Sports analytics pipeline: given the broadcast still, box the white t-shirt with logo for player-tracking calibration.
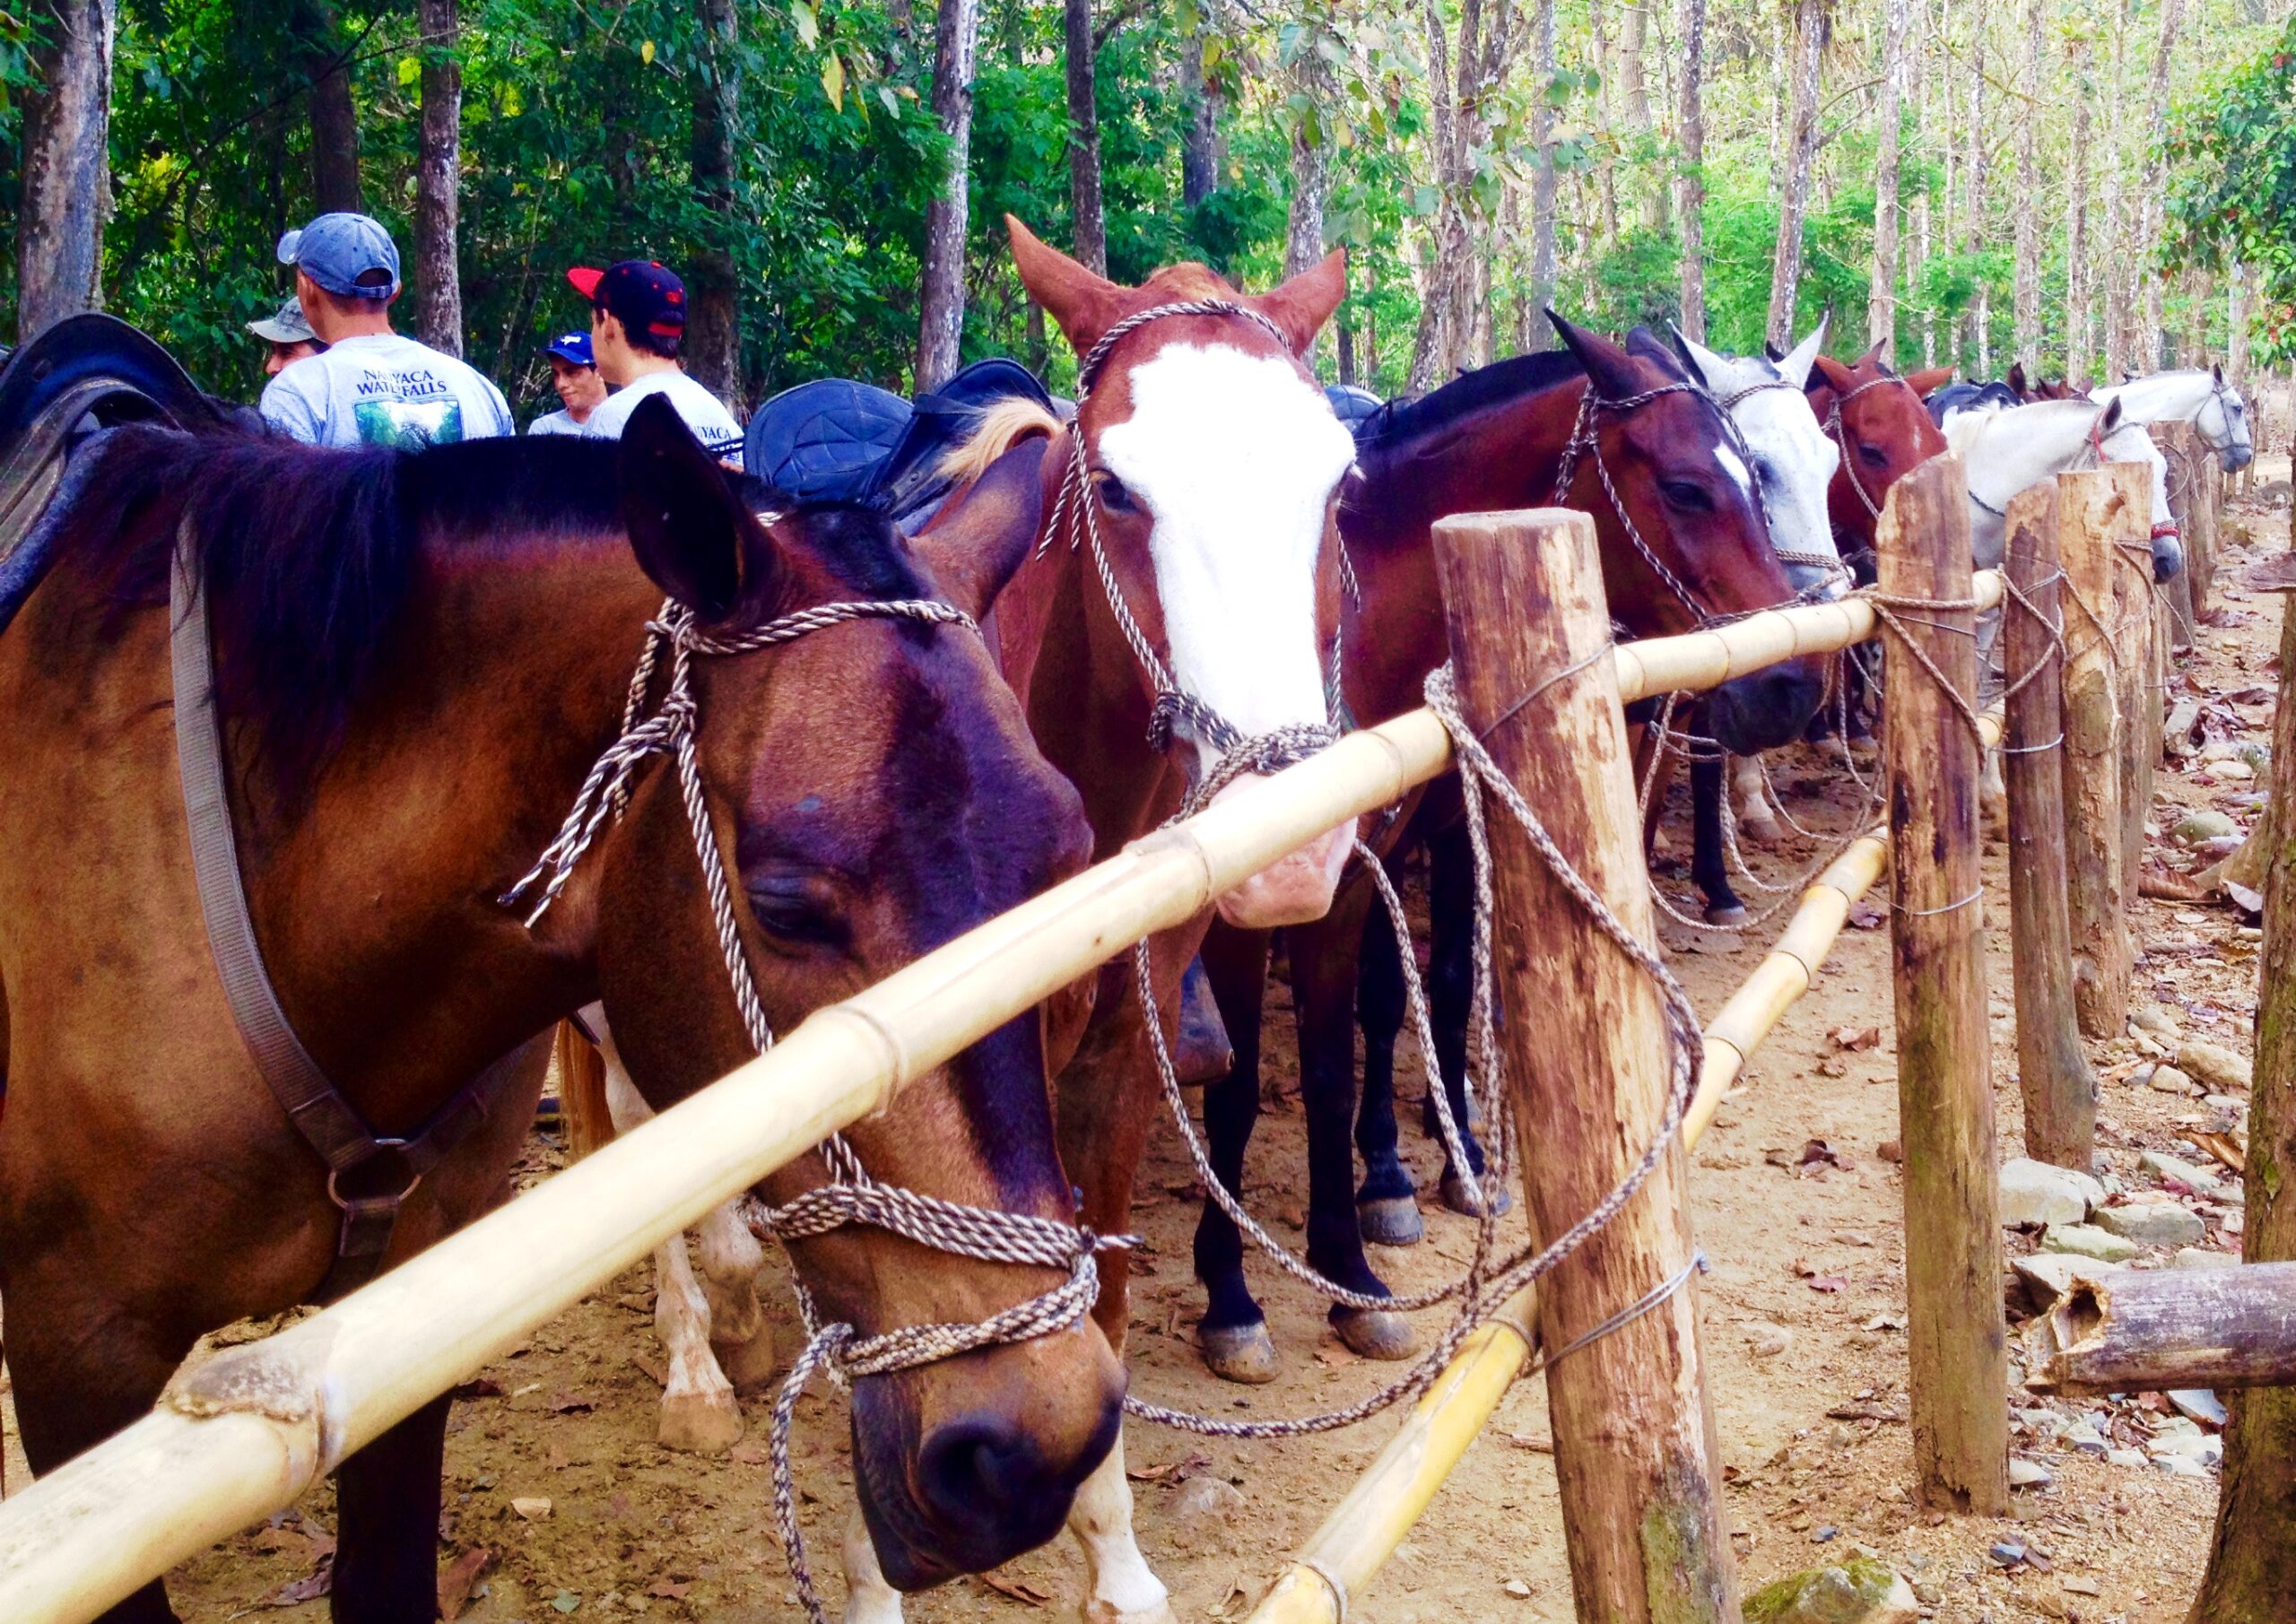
[526,407,587,437]
[584,369,744,466]
[261,334,515,449]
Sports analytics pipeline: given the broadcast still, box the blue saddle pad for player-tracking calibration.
[743,378,913,506]
[1324,383,1386,442]
[874,358,1057,525]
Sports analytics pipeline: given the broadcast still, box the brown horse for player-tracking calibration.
[1806,344,1952,567]
[1192,320,1830,1381]
[0,357,1117,1620]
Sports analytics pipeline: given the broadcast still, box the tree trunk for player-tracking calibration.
[2012,0,2041,373]
[2137,0,2187,372]
[299,3,364,214]
[1765,0,1825,352]
[1620,0,1664,231]
[1589,0,1620,241]
[685,0,742,405]
[2067,39,2094,386]
[1961,33,1986,368]
[2186,586,2296,1622]
[915,0,979,390]
[1531,0,1561,327]
[1179,5,1222,210]
[413,0,464,355]
[1284,25,1333,280]
[1868,0,1910,350]
[2100,1,2130,379]
[1675,0,1707,339]
[2231,258,2251,393]
[1065,0,1106,274]
[2029,1263,2296,1396]
[15,0,117,342]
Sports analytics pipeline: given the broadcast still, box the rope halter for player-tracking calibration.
[1041,299,1349,803]
[1714,373,1855,590]
[1820,372,1914,525]
[503,588,1126,1624]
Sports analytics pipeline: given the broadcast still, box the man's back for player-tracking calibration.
[585,370,743,465]
[262,334,515,448]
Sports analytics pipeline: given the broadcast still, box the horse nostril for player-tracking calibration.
[917,1417,1046,1527]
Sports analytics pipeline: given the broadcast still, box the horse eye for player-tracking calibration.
[1095,472,1138,515]
[1660,479,1713,512]
[744,879,847,948]
[1858,443,1890,469]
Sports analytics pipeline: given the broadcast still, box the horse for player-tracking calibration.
[1926,376,2025,426]
[1803,344,1954,573]
[0,324,1128,1621]
[2089,364,2255,473]
[1187,317,1828,1389]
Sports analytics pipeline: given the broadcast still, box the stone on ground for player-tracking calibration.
[2174,1246,2239,1269]
[2040,1223,2141,1264]
[2178,1040,2253,1092]
[2009,1457,2053,1488]
[2000,1158,2102,1227]
[2092,1199,2207,1246]
[2013,1252,2104,1303]
[2139,1150,2229,1199]
[2146,1064,2199,1096]
[2173,810,2239,845]
[1744,1558,1920,1624]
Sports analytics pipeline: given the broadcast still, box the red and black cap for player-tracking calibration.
[568,260,687,337]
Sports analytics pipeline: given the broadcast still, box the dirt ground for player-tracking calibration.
[7,460,2288,1624]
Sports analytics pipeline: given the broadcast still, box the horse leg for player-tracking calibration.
[331,1394,453,1624]
[842,1507,907,1624]
[1730,753,1786,846]
[1352,873,1422,1247]
[1422,823,1500,1219]
[1066,1435,1176,1624]
[1191,922,1279,1383]
[598,1035,744,1453]
[1689,751,1748,925]
[692,1198,776,1394]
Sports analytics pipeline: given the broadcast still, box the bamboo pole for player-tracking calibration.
[0,708,1455,1624]
[1879,452,2010,1515]
[2109,459,2157,924]
[2025,1263,2296,1396]
[2059,467,2131,1037]
[2002,483,2095,1168]
[1432,508,1735,1624]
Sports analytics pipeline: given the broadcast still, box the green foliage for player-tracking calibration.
[2167,16,2296,364]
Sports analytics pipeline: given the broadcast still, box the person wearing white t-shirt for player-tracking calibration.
[260,213,513,449]
[565,259,743,466]
[526,330,606,436]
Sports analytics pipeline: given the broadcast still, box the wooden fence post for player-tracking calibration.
[2189,447,2220,616]
[1431,508,1736,1624]
[1877,454,2010,1515]
[2002,484,2095,1168]
[2058,468,2131,1038]
[2109,459,2157,912]
[2155,422,2202,649]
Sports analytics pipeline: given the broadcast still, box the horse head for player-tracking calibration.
[2204,364,2256,473]
[1806,345,1949,558]
[1008,217,1358,930]
[589,401,1115,1588]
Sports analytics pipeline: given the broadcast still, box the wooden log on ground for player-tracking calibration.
[2025,1263,2296,1396]
[2058,467,2131,1038]
[1878,453,2010,1515]
[2156,422,2202,649]
[2003,484,2096,1168]
[2187,547,2296,1621]
[1433,508,1735,1624]
[2108,459,2157,930]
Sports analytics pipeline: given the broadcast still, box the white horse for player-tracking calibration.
[2090,365,2255,473]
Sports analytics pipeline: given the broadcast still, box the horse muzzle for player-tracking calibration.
[1707,657,1829,756]
[2222,443,2255,473]
[1209,776,1353,928]
[2151,523,2186,584]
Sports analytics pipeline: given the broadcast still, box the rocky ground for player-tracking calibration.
[6,461,2288,1624]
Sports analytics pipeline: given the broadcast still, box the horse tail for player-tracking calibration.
[552,1020,616,1160]
[936,396,1064,489]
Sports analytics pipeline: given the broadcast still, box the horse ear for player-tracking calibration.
[1858,339,1890,371]
[1248,248,1347,356]
[2215,361,2227,386]
[2099,396,2124,435]
[909,437,1051,621]
[1812,353,1857,395]
[1008,215,1125,357]
[2007,361,2030,397]
[1778,317,1829,388]
[1905,366,1956,395]
[1547,310,1645,402]
[620,394,775,621]
[1666,323,1728,389]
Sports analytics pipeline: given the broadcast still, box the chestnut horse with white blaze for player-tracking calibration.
[0,326,1118,1623]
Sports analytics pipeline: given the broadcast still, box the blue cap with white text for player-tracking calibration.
[542,331,595,367]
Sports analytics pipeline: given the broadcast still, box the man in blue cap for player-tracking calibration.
[566,259,742,464]
[262,212,514,448]
[526,331,606,437]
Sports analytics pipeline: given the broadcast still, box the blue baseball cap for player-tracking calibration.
[277,213,401,300]
[542,331,595,367]
[569,260,687,338]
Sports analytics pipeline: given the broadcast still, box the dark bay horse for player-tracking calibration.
[0,364,1116,1619]
[1191,319,1829,1382]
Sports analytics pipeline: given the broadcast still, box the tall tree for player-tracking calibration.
[2012,0,2041,372]
[296,2,364,213]
[2100,0,2131,377]
[2066,38,2095,384]
[1284,10,1334,279]
[1869,0,1912,348]
[1962,26,1987,369]
[1531,0,1560,327]
[1674,0,1706,338]
[1408,0,1523,388]
[916,0,980,388]
[686,0,743,404]
[1620,0,1663,230]
[1179,4,1222,209]
[413,0,464,355]
[2136,0,2188,369]
[16,0,117,340]
[1065,0,1106,274]
[1766,0,1827,351]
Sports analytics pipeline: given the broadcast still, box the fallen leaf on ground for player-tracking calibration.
[266,1557,334,1608]
[1815,1056,1849,1079]
[438,1547,492,1622]
[1506,1432,1555,1454]
[1126,1451,1212,1484]
[1848,901,1885,930]
[547,1390,596,1414]
[980,1573,1055,1606]
[1830,1025,1882,1051]
[449,1376,504,1400]
[1806,1276,1848,1293]
[509,1497,552,1521]
[631,1354,668,1389]
[647,1581,691,1601]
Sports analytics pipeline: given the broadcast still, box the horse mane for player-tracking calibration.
[936,395,1064,488]
[1353,349,1586,456]
[65,424,631,809]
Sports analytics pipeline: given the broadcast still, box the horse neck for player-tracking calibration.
[2109,371,2207,425]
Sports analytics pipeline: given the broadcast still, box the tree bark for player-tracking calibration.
[1620,0,1664,230]
[1675,0,1707,340]
[1179,4,1222,210]
[685,0,743,406]
[2013,0,2042,373]
[2061,467,2131,1036]
[2067,39,2095,386]
[2101,0,2131,379]
[1284,19,1334,280]
[1765,0,1825,352]
[413,0,464,356]
[2187,584,2296,1621]
[2029,1264,2296,1396]
[2137,0,2188,372]
[1065,0,1107,274]
[915,0,979,390]
[1961,32,1987,368]
[1868,0,1910,350]
[15,0,117,342]
[1530,0,1560,326]
[299,3,364,214]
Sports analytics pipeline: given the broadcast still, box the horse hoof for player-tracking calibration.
[1199,1322,1282,1385]
[1440,1171,1511,1219]
[1740,818,1787,848]
[1703,903,1750,928]
[657,1385,744,1454]
[1082,1595,1180,1624]
[1332,1307,1420,1361]
[1357,1195,1425,1247]
[713,1324,781,1395]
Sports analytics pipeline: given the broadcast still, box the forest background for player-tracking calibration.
[3,0,2292,423]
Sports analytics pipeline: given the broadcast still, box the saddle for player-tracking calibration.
[743,358,1057,529]
[1325,383,1386,442]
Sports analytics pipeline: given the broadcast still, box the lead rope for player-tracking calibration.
[504,593,1131,1624]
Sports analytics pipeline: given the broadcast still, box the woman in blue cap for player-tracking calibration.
[526,331,606,436]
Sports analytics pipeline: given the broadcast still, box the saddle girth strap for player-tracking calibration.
[169,533,528,1303]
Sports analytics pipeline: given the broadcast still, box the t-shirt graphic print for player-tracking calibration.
[261,333,514,449]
